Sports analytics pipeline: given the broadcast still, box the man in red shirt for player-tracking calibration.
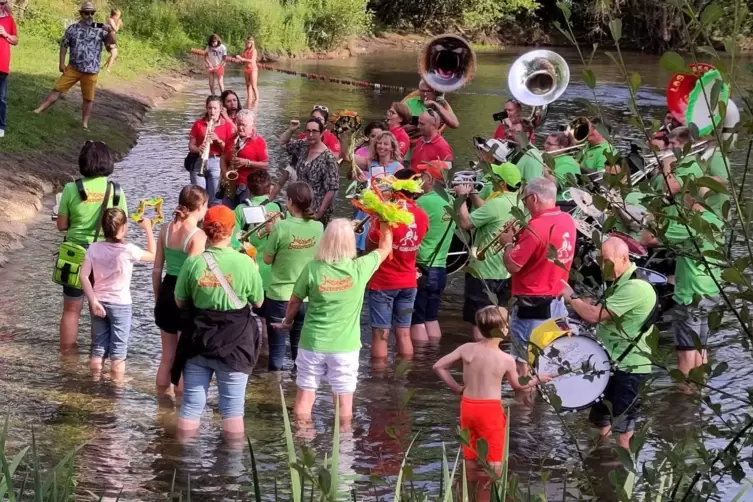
[220,109,269,208]
[0,0,18,138]
[367,170,429,362]
[410,110,453,171]
[293,105,341,160]
[499,176,575,375]
[188,95,234,206]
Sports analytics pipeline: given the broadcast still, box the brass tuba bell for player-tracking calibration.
[507,50,570,107]
[419,34,477,93]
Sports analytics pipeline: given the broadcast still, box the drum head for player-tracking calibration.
[446,232,471,275]
[569,188,604,221]
[635,267,667,286]
[535,335,611,411]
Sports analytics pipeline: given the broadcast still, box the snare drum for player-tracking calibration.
[535,334,612,411]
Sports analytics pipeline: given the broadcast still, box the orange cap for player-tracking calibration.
[416,160,449,181]
[204,205,236,232]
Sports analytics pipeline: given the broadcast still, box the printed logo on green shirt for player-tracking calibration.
[319,275,354,293]
[198,270,234,288]
[289,235,317,250]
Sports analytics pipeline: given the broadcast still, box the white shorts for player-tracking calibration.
[295,348,360,395]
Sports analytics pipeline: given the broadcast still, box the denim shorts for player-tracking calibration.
[91,302,132,360]
[462,274,511,324]
[180,355,249,420]
[509,298,568,362]
[412,266,447,325]
[673,297,719,351]
[368,288,417,329]
[295,348,360,394]
[589,370,650,433]
[265,297,307,371]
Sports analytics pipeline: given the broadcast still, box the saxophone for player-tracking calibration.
[198,118,216,177]
[223,136,241,199]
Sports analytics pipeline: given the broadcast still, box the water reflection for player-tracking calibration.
[0,49,751,500]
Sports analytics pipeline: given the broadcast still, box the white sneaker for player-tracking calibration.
[0,130,5,138]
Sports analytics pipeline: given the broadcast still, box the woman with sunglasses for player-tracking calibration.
[275,118,339,226]
[288,105,341,160]
[0,0,16,138]
[386,102,412,158]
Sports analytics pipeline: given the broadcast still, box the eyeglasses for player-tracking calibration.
[81,10,96,16]
[312,105,329,113]
[305,128,321,134]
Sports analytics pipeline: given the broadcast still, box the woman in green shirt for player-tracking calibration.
[273,218,392,428]
[152,185,208,396]
[56,141,128,348]
[173,205,264,442]
[263,182,323,371]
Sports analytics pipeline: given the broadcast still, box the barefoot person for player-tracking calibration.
[33,2,115,129]
[173,205,264,442]
[0,0,18,138]
[273,219,392,429]
[236,36,258,108]
[221,109,268,208]
[152,185,208,396]
[81,209,156,383]
[188,95,234,207]
[103,8,121,71]
[56,141,128,349]
[433,306,546,472]
[205,33,227,96]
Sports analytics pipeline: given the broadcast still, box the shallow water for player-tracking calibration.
[1,48,752,500]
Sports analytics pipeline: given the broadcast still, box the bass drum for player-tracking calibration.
[446,231,472,275]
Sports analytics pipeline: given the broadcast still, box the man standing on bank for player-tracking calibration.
[34,2,115,129]
[560,237,656,449]
[0,0,18,138]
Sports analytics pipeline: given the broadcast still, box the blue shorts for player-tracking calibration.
[180,355,249,420]
[509,298,568,362]
[412,266,447,325]
[91,302,132,360]
[589,370,650,433]
[369,288,417,329]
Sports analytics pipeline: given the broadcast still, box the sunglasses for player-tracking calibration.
[312,105,329,113]
[81,10,96,15]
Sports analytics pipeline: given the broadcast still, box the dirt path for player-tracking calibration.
[0,70,189,266]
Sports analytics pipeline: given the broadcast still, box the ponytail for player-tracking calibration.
[174,185,208,222]
[173,204,189,221]
[302,208,316,221]
[287,181,315,221]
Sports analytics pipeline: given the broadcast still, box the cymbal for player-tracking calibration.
[569,188,604,221]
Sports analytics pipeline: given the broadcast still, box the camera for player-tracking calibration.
[492,110,508,123]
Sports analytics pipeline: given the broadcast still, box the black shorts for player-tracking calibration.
[154,274,186,335]
[588,370,650,433]
[462,274,511,325]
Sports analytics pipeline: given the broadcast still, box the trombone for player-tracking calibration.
[547,143,586,157]
[475,220,519,261]
[238,211,284,243]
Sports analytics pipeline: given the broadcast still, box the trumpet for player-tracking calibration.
[476,220,519,261]
[198,118,216,177]
[449,170,486,195]
[238,211,284,242]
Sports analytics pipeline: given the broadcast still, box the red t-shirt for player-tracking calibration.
[390,126,410,157]
[190,118,234,156]
[367,201,429,290]
[297,130,341,157]
[507,209,576,297]
[224,134,269,185]
[493,122,535,143]
[0,15,17,74]
[410,134,453,170]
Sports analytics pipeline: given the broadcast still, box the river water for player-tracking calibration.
[1,48,752,501]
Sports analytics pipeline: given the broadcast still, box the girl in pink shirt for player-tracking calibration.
[81,208,156,382]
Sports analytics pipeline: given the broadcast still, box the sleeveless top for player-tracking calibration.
[164,221,201,277]
[367,160,402,180]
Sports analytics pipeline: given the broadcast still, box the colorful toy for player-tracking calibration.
[131,197,165,225]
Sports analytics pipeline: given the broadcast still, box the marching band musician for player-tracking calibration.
[412,161,456,343]
[581,117,618,173]
[454,163,523,341]
[404,79,460,130]
[543,132,581,201]
[656,127,705,199]
[508,118,545,183]
[220,109,269,209]
[492,99,534,144]
[499,177,575,377]
[367,169,429,362]
[559,237,656,449]
[386,102,413,158]
[474,138,514,205]
[409,110,454,171]
[188,95,234,207]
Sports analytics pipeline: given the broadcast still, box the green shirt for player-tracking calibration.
[516,147,545,182]
[404,95,427,117]
[469,192,520,280]
[175,247,264,311]
[664,211,723,305]
[704,150,730,218]
[58,177,128,245]
[232,196,282,289]
[417,192,456,267]
[552,155,581,201]
[675,159,703,184]
[596,263,656,374]
[265,217,323,301]
[582,142,616,172]
[293,252,381,353]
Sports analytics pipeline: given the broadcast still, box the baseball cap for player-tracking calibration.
[474,137,513,163]
[490,162,521,189]
[204,205,236,232]
[416,160,449,181]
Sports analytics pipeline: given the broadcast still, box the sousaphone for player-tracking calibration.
[508,50,570,127]
[419,34,477,93]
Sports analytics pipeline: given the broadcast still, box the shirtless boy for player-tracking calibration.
[433,306,546,471]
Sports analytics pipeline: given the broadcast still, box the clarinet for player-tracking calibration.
[198,118,216,178]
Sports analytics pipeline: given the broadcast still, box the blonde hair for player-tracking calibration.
[475,306,509,338]
[368,132,402,164]
[314,218,357,263]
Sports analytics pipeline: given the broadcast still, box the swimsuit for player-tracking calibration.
[459,397,507,462]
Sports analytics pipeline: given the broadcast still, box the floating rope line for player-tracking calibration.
[191,49,407,93]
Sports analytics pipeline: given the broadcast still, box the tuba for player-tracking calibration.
[419,34,477,93]
[508,50,570,109]
[567,116,591,144]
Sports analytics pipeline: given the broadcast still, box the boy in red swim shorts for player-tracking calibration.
[433,306,547,470]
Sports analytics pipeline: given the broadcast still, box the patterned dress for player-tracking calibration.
[286,140,339,222]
